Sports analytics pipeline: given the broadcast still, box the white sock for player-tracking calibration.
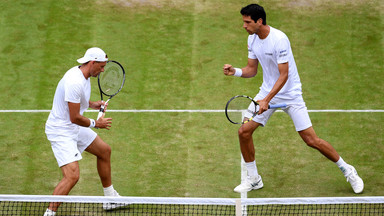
[103,185,115,196]
[335,157,350,176]
[245,161,258,177]
[44,209,56,216]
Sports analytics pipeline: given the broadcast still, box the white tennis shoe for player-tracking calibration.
[345,165,364,194]
[102,191,130,211]
[43,209,56,216]
[234,175,263,193]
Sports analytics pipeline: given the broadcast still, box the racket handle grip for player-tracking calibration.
[269,103,287,109]
[97,105,105,120]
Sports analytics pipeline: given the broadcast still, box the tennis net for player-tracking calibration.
[0,195,383,216]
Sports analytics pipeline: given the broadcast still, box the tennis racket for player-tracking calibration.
[225,95,287,124]
[97,60,125,120]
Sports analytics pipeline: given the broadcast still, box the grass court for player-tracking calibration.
[0,0,383,200]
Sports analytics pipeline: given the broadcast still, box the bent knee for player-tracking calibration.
[99,144,112,160]
[238,127,253,138]
[304,137,322,149]
[103,144,112,155]
[65,172,80,185]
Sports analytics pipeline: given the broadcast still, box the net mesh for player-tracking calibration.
[0,195,383,216]
[0,202,235,215]
[246,203,384,215]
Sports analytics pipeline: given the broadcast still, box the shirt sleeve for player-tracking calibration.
[65,81,82,104]
[247,35,257,59]
[275,37,290,64]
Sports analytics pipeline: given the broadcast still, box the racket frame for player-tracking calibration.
[97,60,125,120]
[225,95,287,124]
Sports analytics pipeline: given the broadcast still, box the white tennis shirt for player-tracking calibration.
[45,66,91,137]
[248,26,302,100]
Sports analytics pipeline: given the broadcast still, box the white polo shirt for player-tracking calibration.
[45,66,91,138]
[248,26,302,101]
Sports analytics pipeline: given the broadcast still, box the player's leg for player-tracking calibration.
[298,127,364,193]
[81,131,129,209]
[46,161,80,213]
[238,120,260,162]
[283,101,339,160]
[286,102,364,193]
[234,108,276,193]
[44,134,83,215]
[76,127,112,189]
[234,120,264,193]
[238,106,275,163]
[298,127,339,162]
[84,135,112,188]
[53,162,81,195]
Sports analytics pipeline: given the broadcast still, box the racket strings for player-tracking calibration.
[99,63,124,96]
[226,97,257,124]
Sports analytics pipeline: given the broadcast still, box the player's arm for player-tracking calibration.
[257,62,289,114]
[223,58,259,78]
[68,102,111,129]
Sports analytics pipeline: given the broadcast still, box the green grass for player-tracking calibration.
[0,112,382,198]
[0,0,382,200]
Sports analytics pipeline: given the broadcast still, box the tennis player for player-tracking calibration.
[223,4,364,194]
[44,48,124,216]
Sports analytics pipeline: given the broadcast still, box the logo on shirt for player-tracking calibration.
[265,52,273,56]
[279,50,288,58]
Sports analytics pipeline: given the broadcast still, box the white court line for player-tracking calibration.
[0,109,383,113]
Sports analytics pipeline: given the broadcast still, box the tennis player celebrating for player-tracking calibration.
[44,48,124,215]
[223,4,364,194]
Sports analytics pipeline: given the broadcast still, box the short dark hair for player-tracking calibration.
[240,4,266,25]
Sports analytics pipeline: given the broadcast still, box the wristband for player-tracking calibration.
[234,68,243,77]
[89,119,96,128]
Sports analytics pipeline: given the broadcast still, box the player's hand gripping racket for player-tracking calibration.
[225,95,287,124]
[97,60,125,120]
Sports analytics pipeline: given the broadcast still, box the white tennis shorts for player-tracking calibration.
[46,127,97,167]
[244,95,312,132]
